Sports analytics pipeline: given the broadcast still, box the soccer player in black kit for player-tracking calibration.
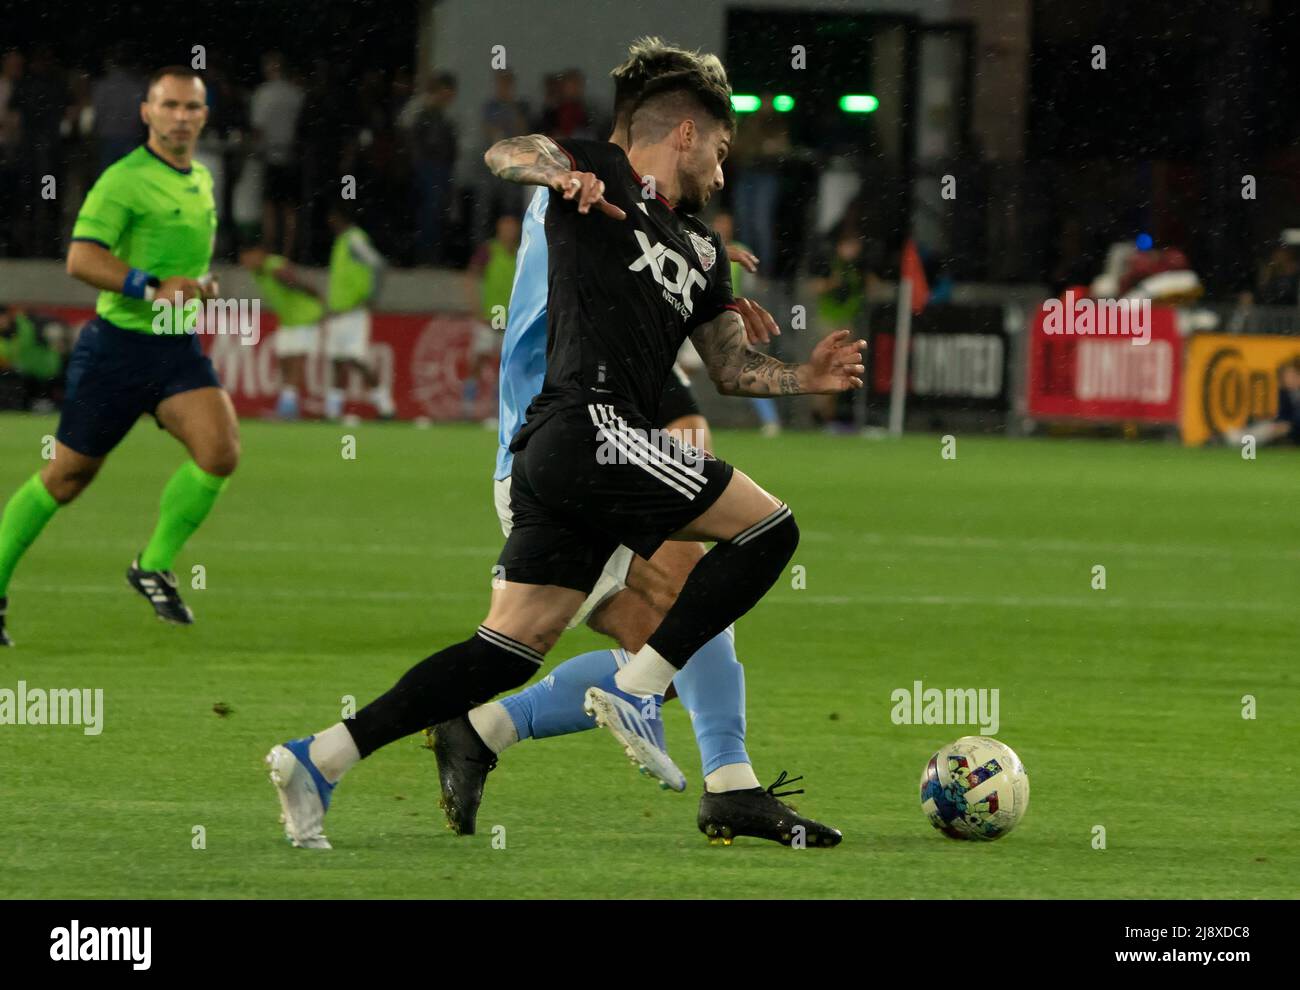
[266,69,866,848]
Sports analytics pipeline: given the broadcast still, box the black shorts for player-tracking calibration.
[264,162,300,205]
[655,366,701,427]
[56,317,221,457]
[498,401,734,592]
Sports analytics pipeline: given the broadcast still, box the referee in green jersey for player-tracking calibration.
[0,66,238,644]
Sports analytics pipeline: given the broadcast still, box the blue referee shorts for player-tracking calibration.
[56,317,221,457]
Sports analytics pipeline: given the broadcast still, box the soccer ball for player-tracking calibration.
[919,736,1029,840]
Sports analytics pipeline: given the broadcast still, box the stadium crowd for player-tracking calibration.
[0,46,890,284]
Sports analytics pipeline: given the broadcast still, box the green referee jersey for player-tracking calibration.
[253,255,323,327]
[70,145,217,333]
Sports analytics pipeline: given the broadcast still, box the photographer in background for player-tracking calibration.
[1223,357,1300,448]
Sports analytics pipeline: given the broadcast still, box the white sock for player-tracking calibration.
[467,702,518,755]
[369,385,394,417]
[614,644,678,697]
[308,722,360,784]
[705,762,761,793]
[324,387,345,420]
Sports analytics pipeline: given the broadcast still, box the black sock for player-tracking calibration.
[345,626,542,758]
[647,504,799,668]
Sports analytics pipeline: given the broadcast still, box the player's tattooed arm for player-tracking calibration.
[691,311,867,396]
[484,134,572,187]
[484,136,626,218]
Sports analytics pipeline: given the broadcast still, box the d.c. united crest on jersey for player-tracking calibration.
[688,231,716,272]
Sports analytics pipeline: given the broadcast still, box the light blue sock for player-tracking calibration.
[499,632,751,779]
[500,648,617,740]
[671,629,750,776]
[751,397,779,426]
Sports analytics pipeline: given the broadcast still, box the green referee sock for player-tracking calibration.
[139,461,230,573]
[0,473,61,597]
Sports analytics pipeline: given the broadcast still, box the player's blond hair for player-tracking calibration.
[610,36,731,125]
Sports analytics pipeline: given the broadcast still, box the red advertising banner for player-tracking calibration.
[1026,298,1182,423]
[21,306,491,421]
[204,311,491,421]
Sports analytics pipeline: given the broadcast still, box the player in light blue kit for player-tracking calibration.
[429,38,841,848]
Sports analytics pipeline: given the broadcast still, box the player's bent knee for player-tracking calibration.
[730,503,799,564]
[40,461,100,504]
[197,441,240,477]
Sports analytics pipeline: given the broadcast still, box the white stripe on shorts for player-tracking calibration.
[589,404,706,498]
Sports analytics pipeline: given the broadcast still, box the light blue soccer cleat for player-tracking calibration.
[583,673,686,792]
[266,735,335,849]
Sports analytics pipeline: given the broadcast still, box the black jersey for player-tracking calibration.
[511,138,736,451]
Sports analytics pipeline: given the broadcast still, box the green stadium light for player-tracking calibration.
[839,94,880,113]
[731,94,761,113]
[772,94,795,112]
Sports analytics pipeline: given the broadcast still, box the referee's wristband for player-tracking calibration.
[123,268,161,301]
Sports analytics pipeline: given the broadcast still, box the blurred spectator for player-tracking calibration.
[324,203,394,420]
[462,213,520,423]
[89,46,144,174]
[399,72,458,266]
[714,211,781,436]
[250,52,305,259]
[1225,357,1300,447]
[201,59,248,139]
[13,45,69,257]
[482,69,529,147]
[0,304,66,411]
[542,69,592,139]
[479,70,530,236]
[297,58,356,264]
[239,244,324,420]
[537,72,562,135]
[345,67,407,262]
[1256,243,1300,305]
[62,68,95,241]
[1276,358,1300,445]
[731,93,789,278]
[810,228,872,430]
[0,50,26,257]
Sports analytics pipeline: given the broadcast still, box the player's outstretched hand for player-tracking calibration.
[802,329,866,393]
[726,243,760,274]
[553,171,626,219]
[735,296,780,344]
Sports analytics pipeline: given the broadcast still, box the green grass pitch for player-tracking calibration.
[0,414,1294,898]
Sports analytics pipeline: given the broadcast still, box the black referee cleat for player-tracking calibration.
[126,556,194,625]
[698,770,843,848]
[426,716,497,835]
[0,597,12,646]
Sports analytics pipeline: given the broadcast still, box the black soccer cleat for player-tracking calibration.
[698,770,843,848]
[0,597,12,646]
[427,716,497,836]
[126,557,194,625]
